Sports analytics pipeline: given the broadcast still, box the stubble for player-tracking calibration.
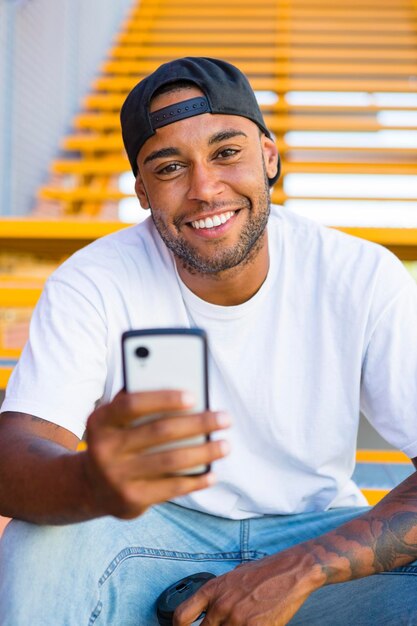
[150,169,271,277]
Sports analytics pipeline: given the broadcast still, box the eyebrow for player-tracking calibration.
[143,129,248,165]
[144,147,180,165]
[208,129,248,145]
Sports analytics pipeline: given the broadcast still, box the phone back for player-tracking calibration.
[123,330,208,412]
[122,328,209,476]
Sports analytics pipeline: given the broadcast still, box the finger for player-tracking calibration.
[133,472,217,508]
[130,438,230,479]
[173,585,211,626]
[91,389,195,428]
[118,441,229,482]
[122,411,231,452]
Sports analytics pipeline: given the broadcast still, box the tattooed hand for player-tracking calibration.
[175,469,417,625]
[174,547,326,626]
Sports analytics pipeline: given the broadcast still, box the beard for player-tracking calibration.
[150,169,271,276]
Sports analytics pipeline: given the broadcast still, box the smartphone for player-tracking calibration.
[121,328,210,475]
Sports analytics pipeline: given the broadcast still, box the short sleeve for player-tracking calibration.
[1,276,108,438]
[360,279,417,458]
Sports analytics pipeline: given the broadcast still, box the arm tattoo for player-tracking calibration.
[303,471,417,583]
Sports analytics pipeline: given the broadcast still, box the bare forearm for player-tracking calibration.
[0,435,97,525]
[0,396,227,526]
[298,471,417,588]
[174,473,417,626]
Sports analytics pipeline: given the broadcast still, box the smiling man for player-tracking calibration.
[1,58,417,625]
[123,64,280,305]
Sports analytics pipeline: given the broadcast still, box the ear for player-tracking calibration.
[135,173,150,209]
[261,135,279,181]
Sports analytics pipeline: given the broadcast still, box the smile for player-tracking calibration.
[190,211,235,230]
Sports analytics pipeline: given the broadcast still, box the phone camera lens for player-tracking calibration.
[135,346,149,358]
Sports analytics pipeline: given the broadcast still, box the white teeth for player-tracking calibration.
[191,211,235,229]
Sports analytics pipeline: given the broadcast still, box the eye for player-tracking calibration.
[156,162,183,176]
[216,148,239,159]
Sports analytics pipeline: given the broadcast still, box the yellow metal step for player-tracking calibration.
[131,6,414,19]
[0,218,128,240]
[283,163,417,175]
[122,17,417,32]
[0,284,42,307]
[74,113,120,130]
[117,31,417,47]
[356,450,411,464]
[361,489,390,505]
[39,187,130,203]
[336,228,417,248]
[92,75,417,93]
[109,45,417,63]
[62,134,124,152]
[0,367,14,390]
[102,58,417,77]
[134,0,412,6]
[52,158,129,175]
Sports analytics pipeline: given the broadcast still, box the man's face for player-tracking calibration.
[135,87,279,276]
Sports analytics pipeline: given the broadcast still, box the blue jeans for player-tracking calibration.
[1,503,417,625]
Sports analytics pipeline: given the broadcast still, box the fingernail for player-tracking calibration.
[216,412,232,427]
[181,391,195,406]
[219,440,231,455]
[206,473,217,486]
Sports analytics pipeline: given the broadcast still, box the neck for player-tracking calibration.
[175,232,270,306]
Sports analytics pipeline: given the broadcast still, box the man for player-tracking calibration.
[1,57,417,625]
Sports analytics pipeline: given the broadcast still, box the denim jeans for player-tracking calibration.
[1,502,417,625]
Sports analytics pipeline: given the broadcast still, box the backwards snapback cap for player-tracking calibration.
[120,57,281,186]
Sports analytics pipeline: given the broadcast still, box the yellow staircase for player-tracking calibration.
[1,0,417,429]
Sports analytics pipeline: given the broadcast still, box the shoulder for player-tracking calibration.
[270,203,379,255]
[51,217,170,286]
[59,217,158,267]
[38,217,174,318]
[270,204,406,271]
[269,204,413,304]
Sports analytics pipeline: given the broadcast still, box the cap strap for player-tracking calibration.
[150,97,210,130]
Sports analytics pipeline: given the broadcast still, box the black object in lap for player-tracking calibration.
[156,572,216,625]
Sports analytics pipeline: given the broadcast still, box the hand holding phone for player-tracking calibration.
[83,328,231,520]
[122,328,210,475]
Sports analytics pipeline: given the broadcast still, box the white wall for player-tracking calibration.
[0,0,134,215]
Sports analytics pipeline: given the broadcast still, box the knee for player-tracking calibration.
[0,519,106,623]
[0,519,80,585]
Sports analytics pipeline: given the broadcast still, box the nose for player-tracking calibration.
[187,162,224,203]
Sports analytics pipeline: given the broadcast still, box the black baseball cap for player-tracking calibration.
[120,57,281,186]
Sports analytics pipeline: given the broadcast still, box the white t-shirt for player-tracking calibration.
[3,205,417,519]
